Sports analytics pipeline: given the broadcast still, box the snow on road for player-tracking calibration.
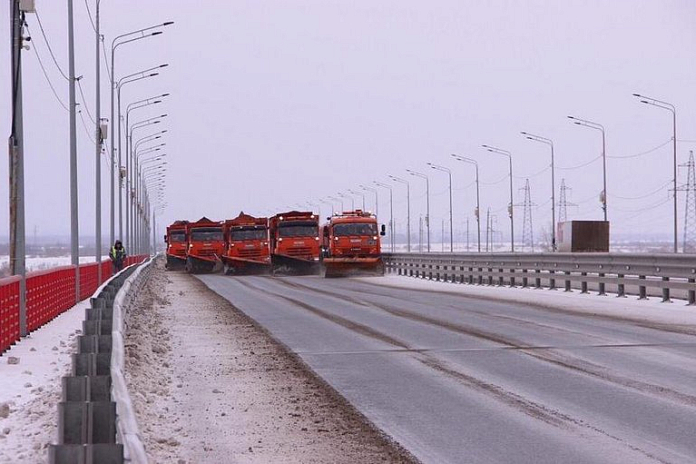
[124,260,416,463]
[360,275,696,329]
[0,301,88,463]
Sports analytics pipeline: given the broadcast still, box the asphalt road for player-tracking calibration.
[196,274,696,464]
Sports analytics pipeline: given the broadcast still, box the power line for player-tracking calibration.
[556,154,601,171]
[608,139,671,160]
[76,78,96,124]
[610,180,672,201]
[78,109,96,143]
[83,0,97,33]
[101,39,111,81]
[33,9,69,81]
[26,26,69,112]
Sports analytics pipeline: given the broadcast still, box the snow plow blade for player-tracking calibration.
[186,255,223,274]
[271,254,320,275]
[166,255,187,270]
[221,256,272,275]
[323,257,385,278]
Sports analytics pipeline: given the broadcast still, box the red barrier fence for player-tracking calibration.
[0,255,148,354]
[0,275,21,356]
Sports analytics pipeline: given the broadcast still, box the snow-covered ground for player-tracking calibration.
[0,301,88,463]
[359,274,696,328]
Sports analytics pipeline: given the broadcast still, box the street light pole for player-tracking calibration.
[338,192,354,210]
[348,189,365,210]
[374,181,394,252]
[406,169,430,252]
[360,185,379,218]
[328,195,343,213]
[110,22,172,245]
[68,0,80,302]
[427,163,453,252]
[633,93,678,253]
[94,0,102,283]
[116,70,161,242]
[521,132,556,251]
[567,116,607,222]
[389,175,411,252]
[451,155,481,252]
[482,145,515,252]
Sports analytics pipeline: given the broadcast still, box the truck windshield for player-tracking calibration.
[190,228,223,241]
[334,223,377,236]
[169,231,186,242]
[278,224,318,238]
[230,228,267,241]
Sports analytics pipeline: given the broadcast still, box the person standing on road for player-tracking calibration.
[110,240,127,273]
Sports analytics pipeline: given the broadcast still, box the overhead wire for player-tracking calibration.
[556,154,602,170]
[83,0,97,33]
[33,10,69,81]
[76,78,96,123]
[26,25,69,112]
[610,179,672,201]
[608,139,671,159]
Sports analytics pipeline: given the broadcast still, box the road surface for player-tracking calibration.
[197,274,696,464]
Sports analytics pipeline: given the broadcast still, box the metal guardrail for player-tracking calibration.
[383,252,696,304]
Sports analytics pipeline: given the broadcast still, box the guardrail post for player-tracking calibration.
[468,267,473,284]
[477,267,483,285]
[498,268,504,286]
[662,277,671,303]
[487,267,493,286]
[638,275,647,299]
[688,279,695,305]
[617,274,626,298]
[581,272,588,294]
[598,273,606,296]
[509,269,515,287]
[564,271,571,292]
[534,269,541,289]
[521,269,528,288]
[549,270,556,290]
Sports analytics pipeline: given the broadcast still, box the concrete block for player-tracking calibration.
[72,353,111,376]
[49,443,123,464]
[82,319,112,336]
[58,401,117,444]
[62,376,111,402]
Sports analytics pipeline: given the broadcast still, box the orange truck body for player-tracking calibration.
[221,212,271,274]
[269,211,321,274]
[164,220,189,270]
[185,217,225,273]
[322,210,385,277]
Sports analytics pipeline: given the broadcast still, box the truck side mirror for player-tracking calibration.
[164,235,168,243]
[380,224,386,236]
[323,225,329,237]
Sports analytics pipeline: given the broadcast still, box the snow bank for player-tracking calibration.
[0,301,88,463]
[359,275,696,327]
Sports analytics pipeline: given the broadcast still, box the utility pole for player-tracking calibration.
[9,0,27,335]
[519,179,535,251]
[679,151,696,253]
[95,0,102,283]
[68,0,80,302]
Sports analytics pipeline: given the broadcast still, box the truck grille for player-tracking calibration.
[196,249,218,257]
[287,247,312,257]
[239,249,263,258]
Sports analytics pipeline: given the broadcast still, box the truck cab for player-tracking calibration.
[164,220,189,270]
[185,217,225,273]
[222,212,271,275]
[322,210,386,277]
[269,211,321,274]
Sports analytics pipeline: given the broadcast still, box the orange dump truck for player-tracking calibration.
[322,210,386,277]
[221,212,271,275]
[164,220,189,270]
[185,217,225,273]
[269,211,321,274]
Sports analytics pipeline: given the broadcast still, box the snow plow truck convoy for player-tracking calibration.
[165,210,386,277]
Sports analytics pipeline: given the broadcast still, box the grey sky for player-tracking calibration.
[1,1,695,245]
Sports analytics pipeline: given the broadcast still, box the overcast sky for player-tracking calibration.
[1,0,695,247]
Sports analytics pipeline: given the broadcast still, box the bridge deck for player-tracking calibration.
[198,274,696,464]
